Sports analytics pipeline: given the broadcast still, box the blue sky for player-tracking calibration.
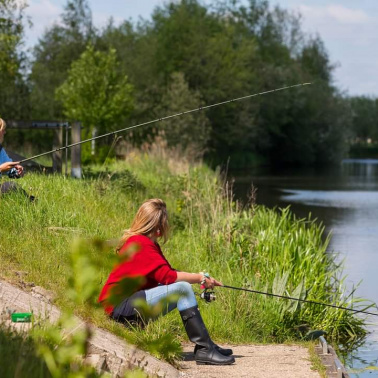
[23,0,378,96]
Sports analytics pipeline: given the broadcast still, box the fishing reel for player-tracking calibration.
[8,167,21,179]
[200,289,216,303]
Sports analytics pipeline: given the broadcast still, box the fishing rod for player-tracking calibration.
[200,285,378,317]
[19,82,311,164]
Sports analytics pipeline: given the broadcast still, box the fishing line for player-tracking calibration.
[220,285,378,317]
[19,82,312,164]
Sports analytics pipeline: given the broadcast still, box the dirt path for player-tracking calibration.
[180,343,320,378]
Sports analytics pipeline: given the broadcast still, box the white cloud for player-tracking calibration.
[299,4,371,25]
[24,0,61,46]
[25,0,61,25]
[327,5,370,24]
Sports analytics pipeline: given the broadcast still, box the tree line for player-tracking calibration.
[1,0,377,168]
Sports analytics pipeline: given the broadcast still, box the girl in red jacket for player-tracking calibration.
[99,198,234,365]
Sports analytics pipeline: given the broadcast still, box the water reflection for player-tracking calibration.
[233,159,378,376]
[281,190,378,208]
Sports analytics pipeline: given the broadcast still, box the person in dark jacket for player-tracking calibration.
[99,198,235,365]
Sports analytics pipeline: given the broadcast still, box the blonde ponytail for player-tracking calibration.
[117,198,169,251]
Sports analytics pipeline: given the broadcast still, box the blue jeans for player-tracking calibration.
[145,282,197,314]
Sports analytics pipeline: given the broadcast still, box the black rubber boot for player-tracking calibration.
[194,343,233,356]
[180,306,235,365]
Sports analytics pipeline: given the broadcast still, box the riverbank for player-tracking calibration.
[0,145,369,372]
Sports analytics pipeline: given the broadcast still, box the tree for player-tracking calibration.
[97,0,349,167]
[148,0,259,166]
[30,0,94,120]
[24,0,355,167]
[350,96,378,142]
[158,72,211,152]
[0,0,29,119]
[56,45,133,135]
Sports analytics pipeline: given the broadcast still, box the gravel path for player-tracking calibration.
[180,343,320,378]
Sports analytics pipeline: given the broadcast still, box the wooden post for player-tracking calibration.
[65,123,69,176]
[71,122,82,178]
[52,127,63,173]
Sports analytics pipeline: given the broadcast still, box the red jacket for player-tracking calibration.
[98,235,177,314]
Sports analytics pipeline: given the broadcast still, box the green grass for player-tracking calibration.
[0,145,373,365]
[307,342,327,378]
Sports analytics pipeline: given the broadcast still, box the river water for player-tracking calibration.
[233,159,378,376]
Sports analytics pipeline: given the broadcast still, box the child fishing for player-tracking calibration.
[99,198,235,365]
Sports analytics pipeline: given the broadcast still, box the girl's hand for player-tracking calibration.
[15,164,24,177]
[0,161,19,173]
[204,276,223,289]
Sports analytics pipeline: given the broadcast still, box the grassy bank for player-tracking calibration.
[0,145,371,364]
